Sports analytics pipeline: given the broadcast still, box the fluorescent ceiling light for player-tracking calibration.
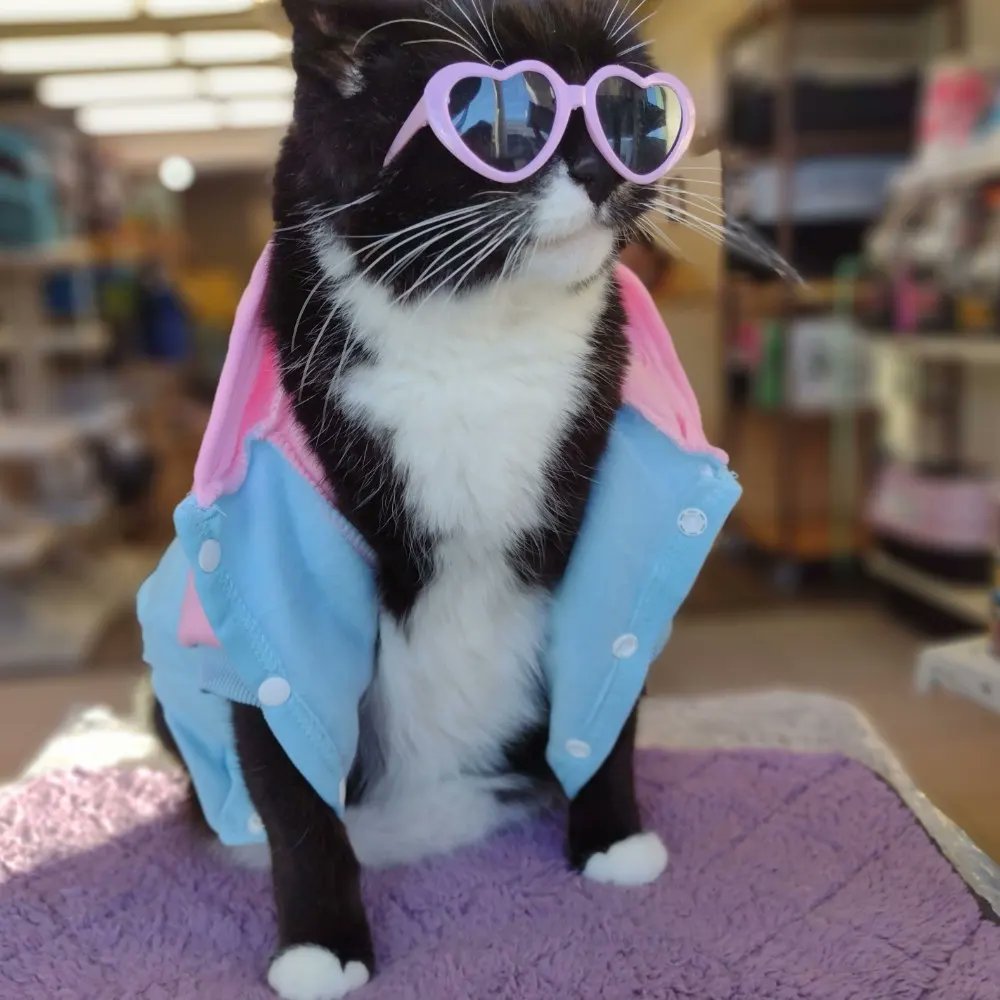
[0,34,174,73]
[78,99,219,134]
[204,65,295,97]
[145,0,255,14]
[0,0,138,23]
[38,69,200,108]
[178,30,290,65]
[223,97,292,128]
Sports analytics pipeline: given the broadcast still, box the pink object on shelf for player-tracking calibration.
[868,461,999,554]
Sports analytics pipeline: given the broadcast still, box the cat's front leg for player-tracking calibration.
[233,705,374,1000]
[567,706,669,886]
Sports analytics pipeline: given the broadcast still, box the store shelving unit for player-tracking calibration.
[720,0,964,581]
[0,242,149,674]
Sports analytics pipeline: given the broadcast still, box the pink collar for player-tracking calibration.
[193,243,724,508]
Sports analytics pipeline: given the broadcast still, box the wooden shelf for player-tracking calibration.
[727,0,956,46]
[0,418,80,461]
[731,278,843,316]
[735,508,868,560]
[728,130,913,163]
[0,242,92,272]
[867,334,1000,364]
[894,135,1000,195]
[0,522,58,573]
[866,549,991,626]
[0,322,109,358]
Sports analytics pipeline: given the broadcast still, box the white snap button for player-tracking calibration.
[678,508,708,537]
[566,739,592,759]
[613,633,639,659]
[247,812,265,835]
[339,778,347,808]
[198,538,222,573]
[257,676,291,707]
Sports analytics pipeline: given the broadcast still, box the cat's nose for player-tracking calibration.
[567,152,620,205]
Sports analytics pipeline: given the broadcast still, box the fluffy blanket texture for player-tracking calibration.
[1,749,997,999]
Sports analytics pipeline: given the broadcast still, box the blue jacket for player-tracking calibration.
[138,248,741,847]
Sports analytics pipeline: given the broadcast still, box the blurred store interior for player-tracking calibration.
[1,0,999,857]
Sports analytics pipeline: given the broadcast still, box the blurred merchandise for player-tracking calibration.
[719,0,961,578]
[727,17,923,152]
[136,259,191,361]
[918,60,997,161]
[869,461,997,584]
[955,182,1000,332]
[0,127,58,247]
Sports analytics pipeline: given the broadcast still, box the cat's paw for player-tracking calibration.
[582,832,668,886]
[268,945,370,1000]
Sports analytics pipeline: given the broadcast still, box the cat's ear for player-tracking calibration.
[281,0,418,87]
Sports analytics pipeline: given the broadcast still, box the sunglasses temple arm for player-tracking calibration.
[384,101,431,168]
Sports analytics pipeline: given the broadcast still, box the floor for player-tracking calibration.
[2,563,999,862]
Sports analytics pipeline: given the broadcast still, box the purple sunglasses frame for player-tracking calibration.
[384,60,696,185]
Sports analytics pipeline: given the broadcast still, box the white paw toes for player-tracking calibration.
[583,832,669,886]
[267,945,370,1000]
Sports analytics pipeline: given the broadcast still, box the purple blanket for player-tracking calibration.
[1,750,997,999]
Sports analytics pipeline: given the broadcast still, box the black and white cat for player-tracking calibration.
[162,2,674,997]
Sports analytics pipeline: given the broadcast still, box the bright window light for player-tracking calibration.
[159,155,197,192]
[0,34,174,74]
[78,99,219,135]
[38,69,200,109]
[145,0,255,15]
[204,65,295,97]
[223,97,293,128]
[0,0,138,23]
[178,30,290,65]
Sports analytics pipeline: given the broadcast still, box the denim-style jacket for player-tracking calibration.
[138,245,741,846]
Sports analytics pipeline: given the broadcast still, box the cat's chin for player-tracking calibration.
[521,226,616,290]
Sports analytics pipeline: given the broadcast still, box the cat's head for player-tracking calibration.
[277,0,672,296]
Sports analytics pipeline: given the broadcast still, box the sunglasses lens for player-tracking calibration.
[449,72,556,174]
[595,79,684,176]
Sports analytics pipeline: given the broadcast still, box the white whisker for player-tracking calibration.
[440,212,528,304]
[446,0,490,52]
[353,18,487,61]
[617,39,648,59]
[613,7,656,43]
[378,212,504,286]
[402,210,524,301]
[353,200,505,253]
[354,208,500,286]
[274,191,377,235]
[471,0,502,56]
[401,37,487,61]
[291,275,328,353]
[610,0,647,39]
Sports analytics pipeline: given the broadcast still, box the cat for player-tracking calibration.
[157,2,676,997]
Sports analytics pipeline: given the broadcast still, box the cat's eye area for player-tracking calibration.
[447,71,557,174]
[594,78,684,176]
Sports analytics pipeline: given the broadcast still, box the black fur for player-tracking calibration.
[158,0,658,987]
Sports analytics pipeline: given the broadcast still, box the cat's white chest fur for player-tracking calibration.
[330,267,607,866]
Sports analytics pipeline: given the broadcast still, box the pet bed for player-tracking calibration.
[2,742,998,999]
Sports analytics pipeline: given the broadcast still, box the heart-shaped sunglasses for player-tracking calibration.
[385,61,695,185]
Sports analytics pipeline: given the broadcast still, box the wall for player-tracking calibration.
[181,170,273,284]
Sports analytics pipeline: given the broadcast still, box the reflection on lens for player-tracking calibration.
[595,79,683,175]
[449,71,556,173]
